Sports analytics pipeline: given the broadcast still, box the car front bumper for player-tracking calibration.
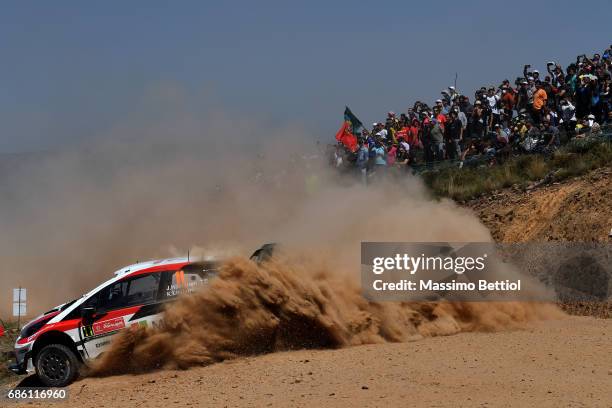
[9,343,34,375]
[8,358,27,375]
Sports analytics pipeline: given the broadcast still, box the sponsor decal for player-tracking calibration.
[95,340,111,348]
[130,321,148,331]
[165,271,208,297]
[92,317,125,335]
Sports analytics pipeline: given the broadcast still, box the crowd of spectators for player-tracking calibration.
[333,45,612,177]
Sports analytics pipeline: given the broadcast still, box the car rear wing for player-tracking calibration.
[250,243,277,264]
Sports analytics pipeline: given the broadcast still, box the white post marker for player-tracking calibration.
[12,303,26,317]
[13,288,26,303]
[13,287,27,330]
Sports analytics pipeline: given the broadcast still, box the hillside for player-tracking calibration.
[466,166,612,318]
[466,166,611,243]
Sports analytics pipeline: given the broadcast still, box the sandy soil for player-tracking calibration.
[10,316,611,408]
[467,167,611,243]
[467,167,612,318]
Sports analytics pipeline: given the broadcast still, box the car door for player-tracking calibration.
[81,272,163,358]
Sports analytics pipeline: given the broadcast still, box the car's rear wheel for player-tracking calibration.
[35,344,80,387]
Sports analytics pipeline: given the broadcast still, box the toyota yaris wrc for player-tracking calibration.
[9,244,274,387]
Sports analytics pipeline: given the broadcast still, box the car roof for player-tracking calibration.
[47,256,221,324]
[113,256,220,277]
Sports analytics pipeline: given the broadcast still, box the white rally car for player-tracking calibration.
[9,244,274,387]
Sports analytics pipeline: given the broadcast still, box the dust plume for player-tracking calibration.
[0,90,489,317]
[89,253,561,376]
[0,85,561,376]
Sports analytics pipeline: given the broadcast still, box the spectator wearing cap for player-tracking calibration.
[587,114,602,135]
[448,86,460,102]
[373,139,387,168]
[516,80,529,112]
[471,100,485,140]
[486,87,501,130]
[373,122,388,140]
[435,99,449,116]
[454,105,468,136]
[490,123,511,163]
[493,123,509,145]
[433,104,446,129]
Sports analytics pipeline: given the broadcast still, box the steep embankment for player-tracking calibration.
[466,167,611,243]
[466,166,611,318]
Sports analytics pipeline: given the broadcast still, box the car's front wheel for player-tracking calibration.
[35,344,80,387]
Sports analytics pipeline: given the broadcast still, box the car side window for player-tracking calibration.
[98,273,161,311]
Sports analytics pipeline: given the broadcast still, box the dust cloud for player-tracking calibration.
[0,102,318,316]
[0,92,489,317]
[89,253,561,376]
[0,89,561,375]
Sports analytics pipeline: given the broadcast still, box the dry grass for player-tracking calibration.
[423,139,612,201]
[0,320,20,385]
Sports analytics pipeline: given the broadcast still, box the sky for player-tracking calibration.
[0,0,611,153]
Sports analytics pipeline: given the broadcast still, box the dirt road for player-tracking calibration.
[10,316,611,408]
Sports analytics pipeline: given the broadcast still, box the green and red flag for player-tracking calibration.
[343,106,363,135]
[335,106,363,152]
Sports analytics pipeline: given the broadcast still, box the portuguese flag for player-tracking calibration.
[343,106,363,135]
[335,106,362,152]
